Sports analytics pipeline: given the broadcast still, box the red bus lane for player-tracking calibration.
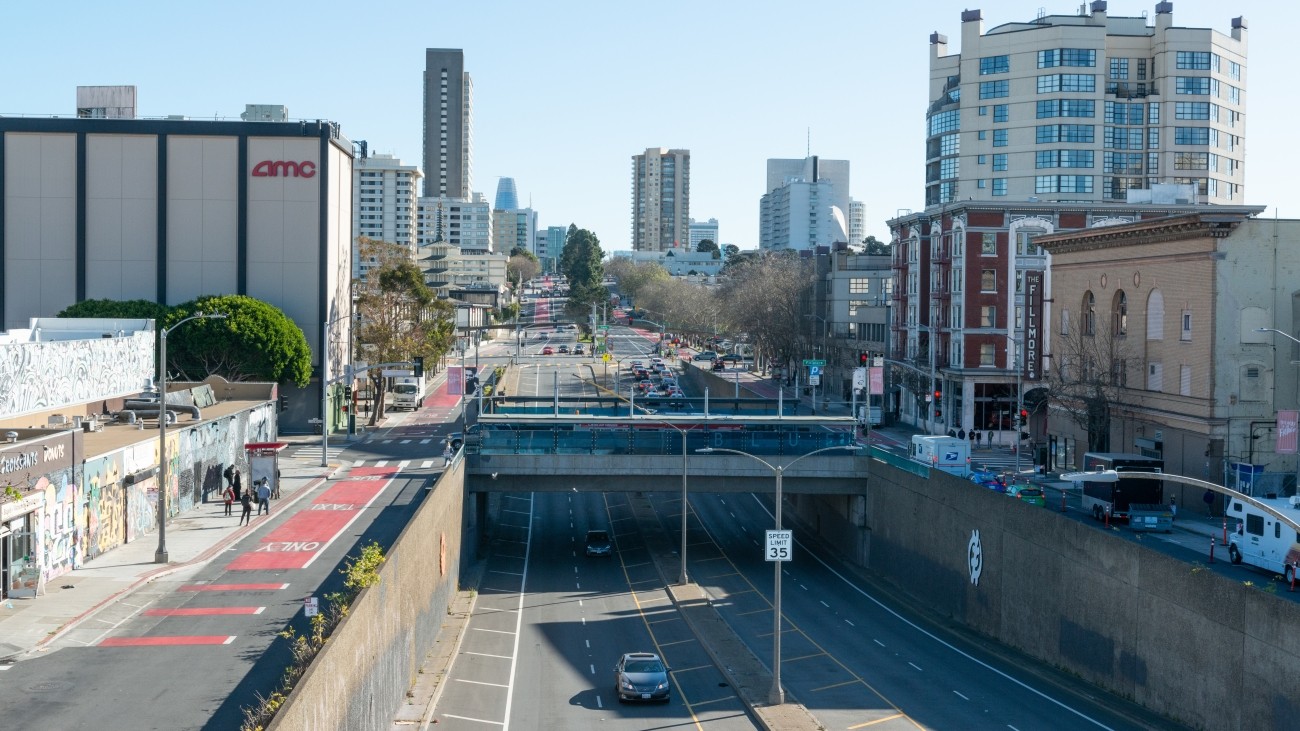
[226,466,399,571]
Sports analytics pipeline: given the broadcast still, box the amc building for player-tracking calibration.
[0,118,354,432]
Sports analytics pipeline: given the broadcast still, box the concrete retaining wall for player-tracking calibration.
[268,461,465,730]
[795,461,1300,730]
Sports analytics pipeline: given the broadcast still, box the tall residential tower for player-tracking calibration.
[422,48,473,199]
[631,148,690,252]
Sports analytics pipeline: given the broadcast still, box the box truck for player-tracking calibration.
[1226,494,1300,584]
[386,369,424,411]
[910,435,971,477]
[1080,452,1164,521]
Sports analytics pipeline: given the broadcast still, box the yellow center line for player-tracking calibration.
[847,713,907,729]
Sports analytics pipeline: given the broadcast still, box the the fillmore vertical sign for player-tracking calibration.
[1023,270,1044,381]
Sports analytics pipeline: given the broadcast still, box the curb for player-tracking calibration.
[14,465,343,661]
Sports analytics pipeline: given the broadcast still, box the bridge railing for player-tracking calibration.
[476,426,857,457]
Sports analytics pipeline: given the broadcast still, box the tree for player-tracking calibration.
[719,253,813,372]
[354,238,456,423]
[559,225,605,317]
[863,235,890,255]
[696,239,720,259]
[167,295,313,386]
[1043,316,1139,452]
[507,254,540,290]
[508,246,537,263]
[722,244,740,259]
[604,258,669,305]
[58,297,311,386]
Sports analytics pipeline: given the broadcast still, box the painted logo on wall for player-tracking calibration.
[968,529,983,586]
[251,160,317,178]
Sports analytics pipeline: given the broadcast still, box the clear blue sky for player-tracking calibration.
[5,1,1292,252]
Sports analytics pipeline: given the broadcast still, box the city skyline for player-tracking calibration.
[6,1,1296,251]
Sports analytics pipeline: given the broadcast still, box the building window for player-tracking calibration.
[1176,76,1210,95]
[1175,102,1211,120]
[1037,99,1096,119]
[980,55,1010,75]
[1037,74,1096,94]
[1181,311,1193,340]
[940,133,960,155]
[981,269,997,292]
[849,278,869,294]
[978,154,987,164]
[980,306,997,328]
[1175,127,1210,145]
[1061,309,1071,335]
[1110,57,1129,79]
[993,129,1008,147]
[978,130,987,140]
[1176,51,1212,70]
[1039,48,1097,68]
[993,104,1008,122]
[992,178,1007,196]
[1113,290,1128,336]
[981,233,997,255]
[1083,292,1096,335]
[980,343,996,366]
[992,154,1007,171]
[980,80,1009,99]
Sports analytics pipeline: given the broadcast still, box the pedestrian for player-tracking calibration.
[257,478,271,516]
[223,463,235,490]
[232,468,243,505]
[1202,489,1215,516]
[986,430,993,447]
[443,442,454,467]
[223,482,235,516]
[1170,495,1178,521]
[238,487,253,526]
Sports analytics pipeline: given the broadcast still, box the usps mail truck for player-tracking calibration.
[910,435,971,477]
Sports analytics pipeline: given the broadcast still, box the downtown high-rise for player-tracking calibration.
[630,148,690,252]
[423,48,473,199]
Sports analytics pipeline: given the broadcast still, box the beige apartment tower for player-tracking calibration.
[631,148,690,252]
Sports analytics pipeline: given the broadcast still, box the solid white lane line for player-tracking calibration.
[466,651,512,660]
[473,628,517,635]
[500,493,533,731]
[953,690,970,700]
[820,601,830,608]
[441,713,504,726]
[845,619,855,627]
[874,639,885,647]
[456,678,510,688]
[490,570,524,576]
[908,662,923,672]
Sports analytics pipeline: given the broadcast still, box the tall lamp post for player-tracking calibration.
[320,311,354,468]
[658,420,704,585]
[156,311,227,564]
[695,444,859,705]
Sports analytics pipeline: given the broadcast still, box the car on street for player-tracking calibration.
[1007,485,1046,506]
[721,354,744,364]
[695,350,718,363]
[558,345,570,354]
[585,529,612,557]
[614,652,671,703]
[574,344,585,355]
[542,346,554,355]
[712,359,726,372]
[536,331,548,340]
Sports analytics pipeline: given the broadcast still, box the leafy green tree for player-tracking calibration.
[355,238,456,423]
[58,298,171,322]
[508,246,538,264]
[864,235,891,255]
[167,295,313,386]
[559,225,605,317]
[722,244,740,258]
[696,239,720,259]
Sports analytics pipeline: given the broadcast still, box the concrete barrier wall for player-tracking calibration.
[805,462,1300,730]
[268,461,465,730]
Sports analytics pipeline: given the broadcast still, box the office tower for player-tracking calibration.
[759,155,850,251]
[353,153,422,279]
[688,218,719,249]
[538,226,567,272]
[492,208,539,255]
[423,48,473,199]
[494,177,519,211]
[924,3,1246,207]
[631,148,690,252]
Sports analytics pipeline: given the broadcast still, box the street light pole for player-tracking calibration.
[694,444,859,705]
[156,311,226,564]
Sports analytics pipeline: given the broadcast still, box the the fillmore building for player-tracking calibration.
[0,117,354,433]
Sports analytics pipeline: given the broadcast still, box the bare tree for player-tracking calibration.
[719,254,813,372]
[1043,317,1140,452]
[507,254,540,291]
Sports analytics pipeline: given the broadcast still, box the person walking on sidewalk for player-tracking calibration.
[223,483,235,516]
[238,487,253,526]
[256,478,271,516]
[1170,495,1178,522]
[443,442,454,467]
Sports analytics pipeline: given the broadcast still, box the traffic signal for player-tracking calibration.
[343,385,352,399]
[413,356,425,378]
[278,394,288,412]
[934,389,942,401]
[1019,408,1029,419]
[859,351,869,366]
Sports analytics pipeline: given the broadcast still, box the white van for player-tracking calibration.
[1226,495,1300,583]
[909,435,971,478]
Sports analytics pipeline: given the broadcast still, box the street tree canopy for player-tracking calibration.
[507,254,540,289]
[696,239,720,259]
[559,225,605,317]
[604,257,669,304]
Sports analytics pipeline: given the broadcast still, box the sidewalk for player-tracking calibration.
[0,435,349,664]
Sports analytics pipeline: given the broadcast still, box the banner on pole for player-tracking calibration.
[1277,410,1298,454]
[448,366,464,396]
[869,366,884,396]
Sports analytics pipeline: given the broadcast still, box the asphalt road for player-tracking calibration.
[0,463,434,730]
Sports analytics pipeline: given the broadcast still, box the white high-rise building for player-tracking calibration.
[759,156,850,251]
[924,3,1246,206]
[417,193,492,254]
[353,154,421,280]
[688,218,719,249]
[631,148,690,252]
[848,200,866,245]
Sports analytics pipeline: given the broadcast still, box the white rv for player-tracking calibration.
[1226,494,1300,584]
[909,435,971,478]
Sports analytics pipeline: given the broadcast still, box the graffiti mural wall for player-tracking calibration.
[39,469,79,582]
[82,453,125,561]
[0,327,154,420]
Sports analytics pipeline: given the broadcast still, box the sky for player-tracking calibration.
[5,1,1294,253]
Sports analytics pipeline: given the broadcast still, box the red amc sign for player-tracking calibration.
[252,160,317,178]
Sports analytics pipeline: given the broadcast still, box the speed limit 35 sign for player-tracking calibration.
[765,530,792,562]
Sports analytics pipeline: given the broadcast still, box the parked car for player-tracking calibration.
[542,346,554,355]
[558,345,570,354]
[585,529,612,557]
[1007,486,1046,506]
[696,351,718,362]
[721,354,744,364]
[614,652,671,703]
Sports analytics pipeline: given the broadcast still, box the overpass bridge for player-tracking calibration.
[463,414,873,494]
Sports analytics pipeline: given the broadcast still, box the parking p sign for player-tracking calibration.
[765,530,792,562]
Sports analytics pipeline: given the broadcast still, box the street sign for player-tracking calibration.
[808,365,822,376]
[602,353,611,362]
[766,530,792,561]
[802,359,825,367]
[598,325,610,331]
[852,367,867,389]
[808,375,821,386]
[304,596,319,617]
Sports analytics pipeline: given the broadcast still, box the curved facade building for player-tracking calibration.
[494,177,518,211]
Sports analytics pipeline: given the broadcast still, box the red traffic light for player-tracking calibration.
[859,352,869,365]
[1019,409,1029,418]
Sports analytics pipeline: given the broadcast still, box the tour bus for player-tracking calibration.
[1226,494,1300,584]
[1080,452,1164,521]
[910,435,971,477]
